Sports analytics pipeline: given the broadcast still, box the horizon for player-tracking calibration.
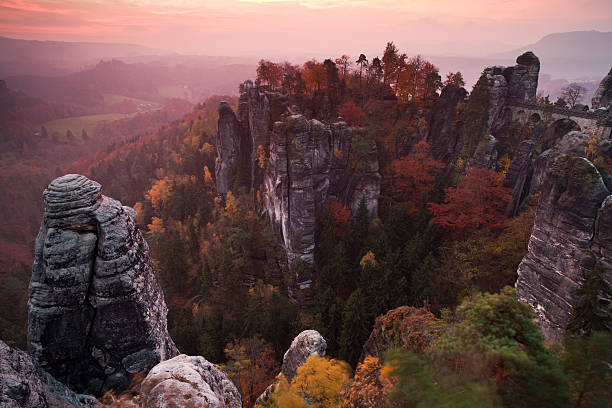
[1,1,611,59]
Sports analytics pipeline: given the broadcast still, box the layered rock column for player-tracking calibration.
[516,156,612,341]
[28,174,178,395]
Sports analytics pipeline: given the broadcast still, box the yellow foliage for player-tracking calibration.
[257,144,267,169]
[359,251,377,269]
[132,202,145,225]
[279,355,351,408]
[272,375,307,408]
[146,177,172,212]
[203,165,214,186]
[224,191,240,219]
[498,154,511,176]
[585,137,599,160]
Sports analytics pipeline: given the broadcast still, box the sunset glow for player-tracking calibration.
[0,0,610,57]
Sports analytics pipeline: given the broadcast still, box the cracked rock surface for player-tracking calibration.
[27,174,178,395]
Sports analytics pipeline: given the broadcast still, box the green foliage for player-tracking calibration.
[339,289,371,368]
[566,261,612,336]
[562,332,612,407]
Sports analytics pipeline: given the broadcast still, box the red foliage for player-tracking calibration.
[326,199,351,239]
[391,141,444,213]
[339,100,364,126]
[428,167,512,239]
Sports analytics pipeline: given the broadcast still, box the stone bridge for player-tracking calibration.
[506,101,612,139]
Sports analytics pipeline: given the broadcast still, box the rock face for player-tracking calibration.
[482,52,540,135]
[591,68,612,109]
[360,307,443,362]
[215,81,381,295]
[0,340,96,408]
[516,155,612,341]
[27,174,178,395]
[255,330,326,405]
[426,84,468,164]
[139,354,242,408]
[504,140,535,216]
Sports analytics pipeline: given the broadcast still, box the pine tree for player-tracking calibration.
[339,288,370,368]
[566,261,611,336]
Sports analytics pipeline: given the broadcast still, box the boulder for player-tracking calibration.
[0,340,96,408]
[255,330,326,406]
[27,174,178,395]
[139,354,242,408]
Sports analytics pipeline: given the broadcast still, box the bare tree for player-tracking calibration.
[561,83,587,108]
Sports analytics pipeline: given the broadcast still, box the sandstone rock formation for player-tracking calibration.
[591,68,612,109]
[504,140,535,216]
[516,155,612,341]
[0,340,96,408]
[255,330,326,405]
[28,174,178,395]
[139,354,242,408]
[359,306,443,362]
[215,81,381,296]
[482,52,540,135]
[426,84,467,164]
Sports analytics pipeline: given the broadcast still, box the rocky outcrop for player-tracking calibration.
[504,140,535,216]
[215,101,249,195]
[216,82,381,296]
[427,84,467,164]
[516,155,612,341]
[255,330,326,405]
[264,114,380,274]
[591,68,612,109]
[138,354,242,408]
[482,52,540,135]
[359,307,443,362]
[28,174,178,395]
[0,340,96,408]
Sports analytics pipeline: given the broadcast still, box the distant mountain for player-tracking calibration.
[493,31,612,79]
[0,36,164,77]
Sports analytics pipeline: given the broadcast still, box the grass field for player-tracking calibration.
[102,93,155,106]
[41,113,134,137]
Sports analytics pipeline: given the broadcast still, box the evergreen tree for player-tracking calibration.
[339,288,370,368]
[566,261,611,336]
[352,197,370,260]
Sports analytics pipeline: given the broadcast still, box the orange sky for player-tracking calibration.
[1,0,611,57]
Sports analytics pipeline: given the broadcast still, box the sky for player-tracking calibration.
[1,0,611,58]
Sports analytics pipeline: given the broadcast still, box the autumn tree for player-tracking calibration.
[271,355,351,408]
[335,55,352,80]
[382,42,399,86]
[223,337,278,407]
[303,59,326,92]
[342,356,393,408]
[339,101,364,126]
[391,141,444,213]
[257,60,283,90]
[428,168,512,240]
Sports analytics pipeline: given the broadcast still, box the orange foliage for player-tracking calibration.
[302,59,325,92]
[339,101,364,126]
[428,168,513,240]
[326,199,351,239]
[257,60,283,90]
[342,357,394,408]
[391,141,444,213]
